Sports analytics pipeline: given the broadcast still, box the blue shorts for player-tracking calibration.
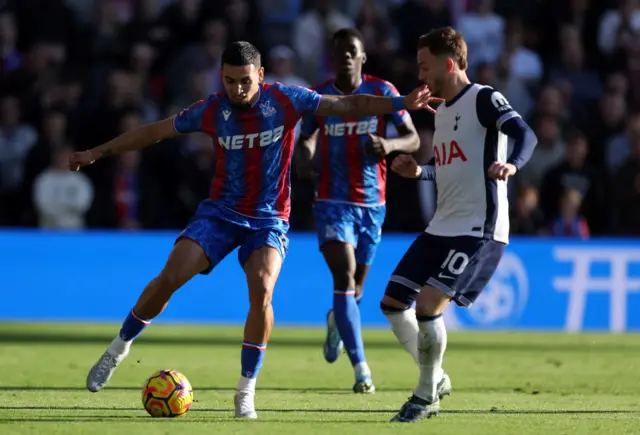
[313,201,386,266]
[385,233,505,307]
[177,201,289,274]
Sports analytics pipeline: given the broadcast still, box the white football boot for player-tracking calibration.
[234,390,258,419]
[86,347,129,392]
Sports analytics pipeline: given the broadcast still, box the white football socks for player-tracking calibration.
[383,308,420,364]
[237,376,257,393]
[354,362,371,380]
[414,315,447,403]
[107,336,131,357]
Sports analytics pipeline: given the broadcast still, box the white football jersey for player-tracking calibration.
[426,83,521,244]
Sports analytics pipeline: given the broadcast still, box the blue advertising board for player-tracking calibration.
[1,230,639,331]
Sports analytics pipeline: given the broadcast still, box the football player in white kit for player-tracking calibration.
[381,27,538,423]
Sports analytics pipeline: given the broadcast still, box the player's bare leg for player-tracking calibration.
[391,286,450,423]
[86,239,209,392]
[234,246,282,419]
[322,241,373,393]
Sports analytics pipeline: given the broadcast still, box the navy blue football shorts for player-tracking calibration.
[384,232,505,307]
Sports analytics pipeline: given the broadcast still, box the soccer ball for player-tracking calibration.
[142,369,193,417]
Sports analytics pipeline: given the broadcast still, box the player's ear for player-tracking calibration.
[362,52,367,65]
[446,58,455,73]
[257,66,265,83]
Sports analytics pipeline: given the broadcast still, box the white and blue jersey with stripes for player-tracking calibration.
[422,83,537,244]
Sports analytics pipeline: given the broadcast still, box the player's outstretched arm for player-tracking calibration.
[315,85,442,118]
[363,82,422,156]
[69,117,179,171]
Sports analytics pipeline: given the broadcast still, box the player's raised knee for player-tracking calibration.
[154,238,210,293]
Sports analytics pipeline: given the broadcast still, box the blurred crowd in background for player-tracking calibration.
[0,0,639,238]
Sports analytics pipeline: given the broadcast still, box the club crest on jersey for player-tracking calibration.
[260,100,276,117]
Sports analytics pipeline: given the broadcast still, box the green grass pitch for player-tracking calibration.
[1,323,639,434]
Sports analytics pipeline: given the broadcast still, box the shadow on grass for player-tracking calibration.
[0,385,557,394]
[0,332,636,352]
[0,406,636,424]
[0,418,385,423]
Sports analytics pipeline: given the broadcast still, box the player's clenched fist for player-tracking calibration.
[404,85,445,114]
[487,161,516,181]
[68,150,96,171]
[391,154,421,179]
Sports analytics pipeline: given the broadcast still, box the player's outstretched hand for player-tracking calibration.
[404,85,445,114]
[365,133,390,157]
[68,150,96,171]
[488,162,516,181]
[391,154,421,178]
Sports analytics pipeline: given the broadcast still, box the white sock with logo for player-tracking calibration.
[413,315,447,403]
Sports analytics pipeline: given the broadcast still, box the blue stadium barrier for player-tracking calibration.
[1,230,640,331]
